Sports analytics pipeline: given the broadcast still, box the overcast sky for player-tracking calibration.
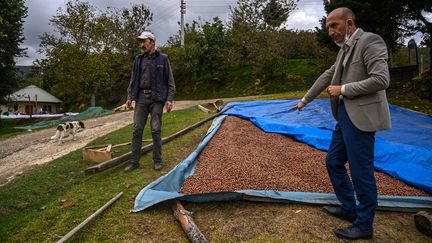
[16,0,325,65]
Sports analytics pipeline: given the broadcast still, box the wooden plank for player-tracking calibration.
[170,200,208,243]
[82,148,113,163]
[84,106,234,175]
[84,139,152,150]
[197,104,211,113]
[56,192,123,243]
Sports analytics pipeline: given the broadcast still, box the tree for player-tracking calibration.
[0,16,5,37]
[229,0,298,31]
[164,17,229,92]
[403,1,432,99]
[403,0,432,72]
[0,0,27,106]
[316,1,432,99]
[316,0,412,52]
[263,0,291,29]
[37,0,152,110]
[227,0,298,73]
[198,17,229,81]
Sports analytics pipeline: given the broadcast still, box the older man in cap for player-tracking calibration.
[125,31,176,172]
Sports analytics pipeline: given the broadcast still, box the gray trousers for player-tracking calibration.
[131,91,164,165]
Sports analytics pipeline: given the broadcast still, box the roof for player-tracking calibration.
[10,85,62,103]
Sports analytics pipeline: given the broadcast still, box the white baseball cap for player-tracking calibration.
[137,31,155,41]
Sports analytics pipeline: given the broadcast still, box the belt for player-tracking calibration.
[140,89,152,94]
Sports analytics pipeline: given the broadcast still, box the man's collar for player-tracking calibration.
[142,50,160,58]
[342,28,361,51]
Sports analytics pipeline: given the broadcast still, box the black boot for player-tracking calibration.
[124,163,139,172]
[154,161,163,170]
[334,225,373,240]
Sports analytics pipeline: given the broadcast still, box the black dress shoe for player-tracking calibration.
[322,206,356,223]
[124,163,139,172]
[334,225,373,240]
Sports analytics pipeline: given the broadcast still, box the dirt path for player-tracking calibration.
[0,97,263,185]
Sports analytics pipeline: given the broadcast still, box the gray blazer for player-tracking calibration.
[303,28,391,132]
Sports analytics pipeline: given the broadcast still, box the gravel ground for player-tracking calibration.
[0,110,134,185]
[180,116,431,197]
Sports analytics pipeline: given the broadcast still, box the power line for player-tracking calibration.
[149,4,180,28]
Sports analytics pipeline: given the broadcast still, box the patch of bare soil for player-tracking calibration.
[180,116,430,197]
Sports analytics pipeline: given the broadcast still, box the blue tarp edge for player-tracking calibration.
[133,113,432,212]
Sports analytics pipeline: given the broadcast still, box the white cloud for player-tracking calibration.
[286,9,324,30]
[16,45,45,66]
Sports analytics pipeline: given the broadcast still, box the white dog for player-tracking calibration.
[51,121,85,144]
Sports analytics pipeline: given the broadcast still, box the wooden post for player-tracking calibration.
[56,192,123,243]
[28,95,32,119]
[84,106,233,175]
[170,200,208,243]
[415,211,432,236]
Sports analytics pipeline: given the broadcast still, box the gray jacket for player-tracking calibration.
[302,28,391,132]
[127,51,176,102]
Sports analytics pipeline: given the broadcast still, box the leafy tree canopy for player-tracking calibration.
[229,0,298,31]
[316,0,412,52]
[37,0,152,110]
[0,0,27,105]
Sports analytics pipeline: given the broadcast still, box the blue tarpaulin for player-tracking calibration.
[133,100,432,212]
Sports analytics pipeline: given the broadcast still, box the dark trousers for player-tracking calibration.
[131,91,164,165]
[326,102,377,231]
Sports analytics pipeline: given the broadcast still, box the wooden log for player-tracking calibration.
[170,200,208,243]
[197,104,211,113]
[84,139,152,150]
[84,106,234,175]
[56,192,123,243]
[415,211,432,236]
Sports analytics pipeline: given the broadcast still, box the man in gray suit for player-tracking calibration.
[291,7,391,240]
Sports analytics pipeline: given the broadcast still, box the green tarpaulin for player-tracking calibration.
[15,107,113,130]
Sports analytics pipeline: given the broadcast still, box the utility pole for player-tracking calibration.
[180,0,186,47]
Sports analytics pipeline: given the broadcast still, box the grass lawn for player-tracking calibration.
[0,92,430,242]
[175,59,324,100]
[0,107,211,242]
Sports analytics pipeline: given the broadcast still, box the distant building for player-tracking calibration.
[3,85,62,114]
